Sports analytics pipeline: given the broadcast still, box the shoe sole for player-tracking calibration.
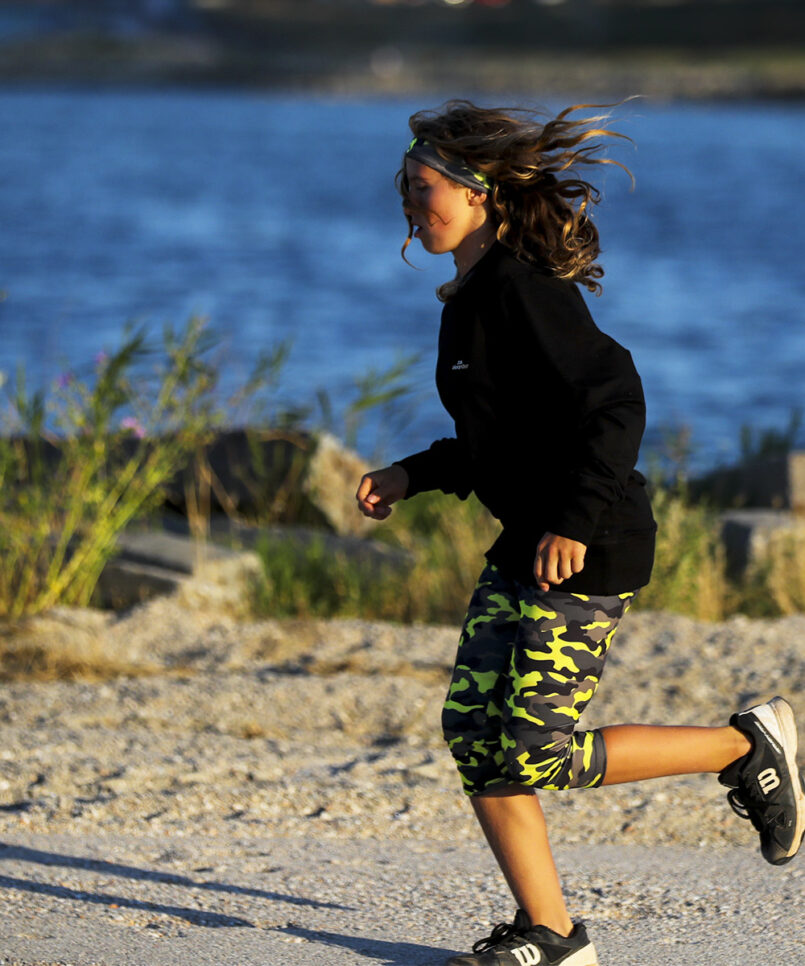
[752,696,805,864]
[444,941,598,965]
[561,944,599,966]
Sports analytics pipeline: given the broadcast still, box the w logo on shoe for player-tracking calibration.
[757,767,781,795]
[511,944,542,966]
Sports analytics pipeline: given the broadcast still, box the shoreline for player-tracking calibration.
[0,36,804,101]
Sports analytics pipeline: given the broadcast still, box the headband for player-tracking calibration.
[405,137,492,193]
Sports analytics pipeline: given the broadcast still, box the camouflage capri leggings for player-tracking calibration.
[442,563,635,796]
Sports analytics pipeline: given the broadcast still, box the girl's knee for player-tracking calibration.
[442,709,511,795]
[502,727,605,790]
[502,735,571,789]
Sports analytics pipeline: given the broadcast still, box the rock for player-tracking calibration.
[163,428,370,536]
[720,509,805,578]
[9,428,372,536]
[95,558,187,610]
[191,514,410,574]
[95,528,261,613]
[161,427,314,521]
[95,517,410,612]
[174,548,263,618]
[303,432,372,537]
[692,450,805,513]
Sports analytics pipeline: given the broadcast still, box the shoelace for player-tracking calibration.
[727,787,788,833]
[472,919,524,954]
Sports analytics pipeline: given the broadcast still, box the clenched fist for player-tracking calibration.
[356,464,409,521]
[534,531,587,592]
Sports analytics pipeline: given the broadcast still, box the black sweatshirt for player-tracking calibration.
[395,242,656,594]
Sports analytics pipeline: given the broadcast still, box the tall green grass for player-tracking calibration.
[250,480,805,624]
[635,484,728,621]
[0,319,421,621]
[0,319,255,618]
[252,490,500,625]
[1,317,802,626]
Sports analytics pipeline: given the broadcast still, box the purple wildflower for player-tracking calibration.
[121,417,146,439]
[95,351,109,367]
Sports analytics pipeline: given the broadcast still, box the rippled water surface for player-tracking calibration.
[1,88,803,467]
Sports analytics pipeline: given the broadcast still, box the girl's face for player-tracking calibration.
[403,159,489,257]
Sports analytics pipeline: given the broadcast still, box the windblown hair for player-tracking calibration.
[397,100,633,300]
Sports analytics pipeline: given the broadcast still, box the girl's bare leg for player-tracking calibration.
[468,725,751,936]
[471,785,573,937]
[600,724,751,785]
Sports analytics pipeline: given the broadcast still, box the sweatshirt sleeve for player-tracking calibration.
[500,273,646,545]
[393,437,474,500]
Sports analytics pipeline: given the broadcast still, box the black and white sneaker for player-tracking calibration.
[719,695,805,865]
[446,909,598,966]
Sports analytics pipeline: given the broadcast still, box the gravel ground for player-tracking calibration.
[0,835,802,966]
[0,595,803,964]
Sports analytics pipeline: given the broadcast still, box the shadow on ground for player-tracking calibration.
[0,841,353,928]
[279,923,457,966]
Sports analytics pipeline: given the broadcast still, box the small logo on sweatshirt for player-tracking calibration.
[452,359,469,371]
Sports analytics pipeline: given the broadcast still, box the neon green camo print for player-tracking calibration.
[442,563,634,795]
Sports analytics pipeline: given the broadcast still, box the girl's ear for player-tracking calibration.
[467,189,488,207]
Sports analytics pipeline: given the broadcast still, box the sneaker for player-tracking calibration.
[719,695,805,865]
[446,909,598,966]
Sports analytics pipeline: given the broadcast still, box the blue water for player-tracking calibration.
[1,87,803,469]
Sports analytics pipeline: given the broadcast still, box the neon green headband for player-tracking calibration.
[405,137,492,192]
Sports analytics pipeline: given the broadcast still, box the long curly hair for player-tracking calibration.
[397,100,633,299]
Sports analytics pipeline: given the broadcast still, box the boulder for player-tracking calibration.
[720,509,805,578]
[303,432,373,537]
[163,428,371,537]
[94,528,262,613]
[8,427,373,537]
[95,516,410,613]
[692,450,805,513]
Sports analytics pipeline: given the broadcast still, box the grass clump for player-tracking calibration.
[252,475,805,625]
[252,490,499,625]
[730,531,805,618]
[635,483,728,621]
[0,318,262,619]
[0,608,157,682]
[2,316,802,637]
[0,636,152,683]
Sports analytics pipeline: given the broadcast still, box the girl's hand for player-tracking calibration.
[356,464,409,521]
[534,532,587,592]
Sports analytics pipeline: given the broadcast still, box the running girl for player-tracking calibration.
[356,100,804,966]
